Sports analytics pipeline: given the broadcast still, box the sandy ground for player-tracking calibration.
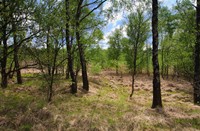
[21,68,41,74]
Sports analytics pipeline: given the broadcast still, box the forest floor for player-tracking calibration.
[1,70,200,130]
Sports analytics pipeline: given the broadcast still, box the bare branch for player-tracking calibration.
[80,0,107,23]
[81,0,99,8]
[6,63,38,75]
[0,30,41,62]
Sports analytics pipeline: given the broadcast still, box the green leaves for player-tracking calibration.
[107,29,123,61]
[159,0,195,78]
[124,9,150,71]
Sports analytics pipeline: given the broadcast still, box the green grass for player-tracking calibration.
[0,74,52,130]
[1,73,200,130]
[19,124,32,131]
[90,64,102,75]
[175,118,200,129]
[0,91,33,116]
[50,85,132,129]
[188,109,200,114]
[21,73,42,78]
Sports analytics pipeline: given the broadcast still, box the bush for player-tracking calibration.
[90,64,102,75]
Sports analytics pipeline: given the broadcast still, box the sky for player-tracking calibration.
[99,0,177,49]
[36,0,177,49]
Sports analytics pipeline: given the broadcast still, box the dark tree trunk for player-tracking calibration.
[76,30,89,91]
[48,68,54,102]
[13,22,22,84]
[130,73,135,97]
[76,0,89,91]
[48,50,58,102]
[194,0,200,104]
[48,79,53,102]
[130,45,137,98]
[130,18,141,97]
[65,33,70,79]
[14,35,22,84]
[116,61,118,75]
[75,62,80,78]
[152,0,162,108]
[8,59,15,79]
[1,5,8,88]
[65,0,77,94]
[166,64,169,79]
[1,31,8,88]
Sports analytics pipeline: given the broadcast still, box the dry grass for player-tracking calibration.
[1,70,200,130]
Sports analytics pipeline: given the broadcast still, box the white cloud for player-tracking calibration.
[100,0,178,49]
[99,1,130,49]
[122,25,127,38]
[103,1,112,10]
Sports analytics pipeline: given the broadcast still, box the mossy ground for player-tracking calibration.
[0,71,200,130]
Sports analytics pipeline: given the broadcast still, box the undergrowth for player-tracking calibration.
[1,73,200,130]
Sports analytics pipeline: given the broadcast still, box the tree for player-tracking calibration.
[75,0,90,91]
[65,0,77,94]
[0,0,38,88]
[171,0,195,80]
[75,0,107,91]
[194,0,200,104]
[25,0,67,102]
[152,0,162,108]
[126,9,150,97]
[145,44,151,76]
[107,29,123,75]
[159,6,178,79]
[1,0,8,88]
[12,22,22,84]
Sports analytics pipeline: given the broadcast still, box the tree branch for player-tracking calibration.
[6,63,38,75]
[81,0,99,8]
[80,0,107,23]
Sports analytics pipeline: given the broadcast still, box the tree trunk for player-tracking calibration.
[14,36,22,84]
[65,0,77,94]
[116,61,118,75]
[194,0,200,104]
[13,22,22,84]
[47,50,58,102]
[1,5,8,88]
[152,0,162,108]
[8,60,15,79]
[65,32,70,79]
[76,30,89,91]
[48,73,53,102]
[130,46,137,98]
[130,73,135,97]
[76,1,89,91]
[166,64,169,79]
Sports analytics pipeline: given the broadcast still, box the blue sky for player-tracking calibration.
[100,0,177,49]
[36,0,178,49]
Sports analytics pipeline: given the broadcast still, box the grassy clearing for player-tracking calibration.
[1,72,200,130]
